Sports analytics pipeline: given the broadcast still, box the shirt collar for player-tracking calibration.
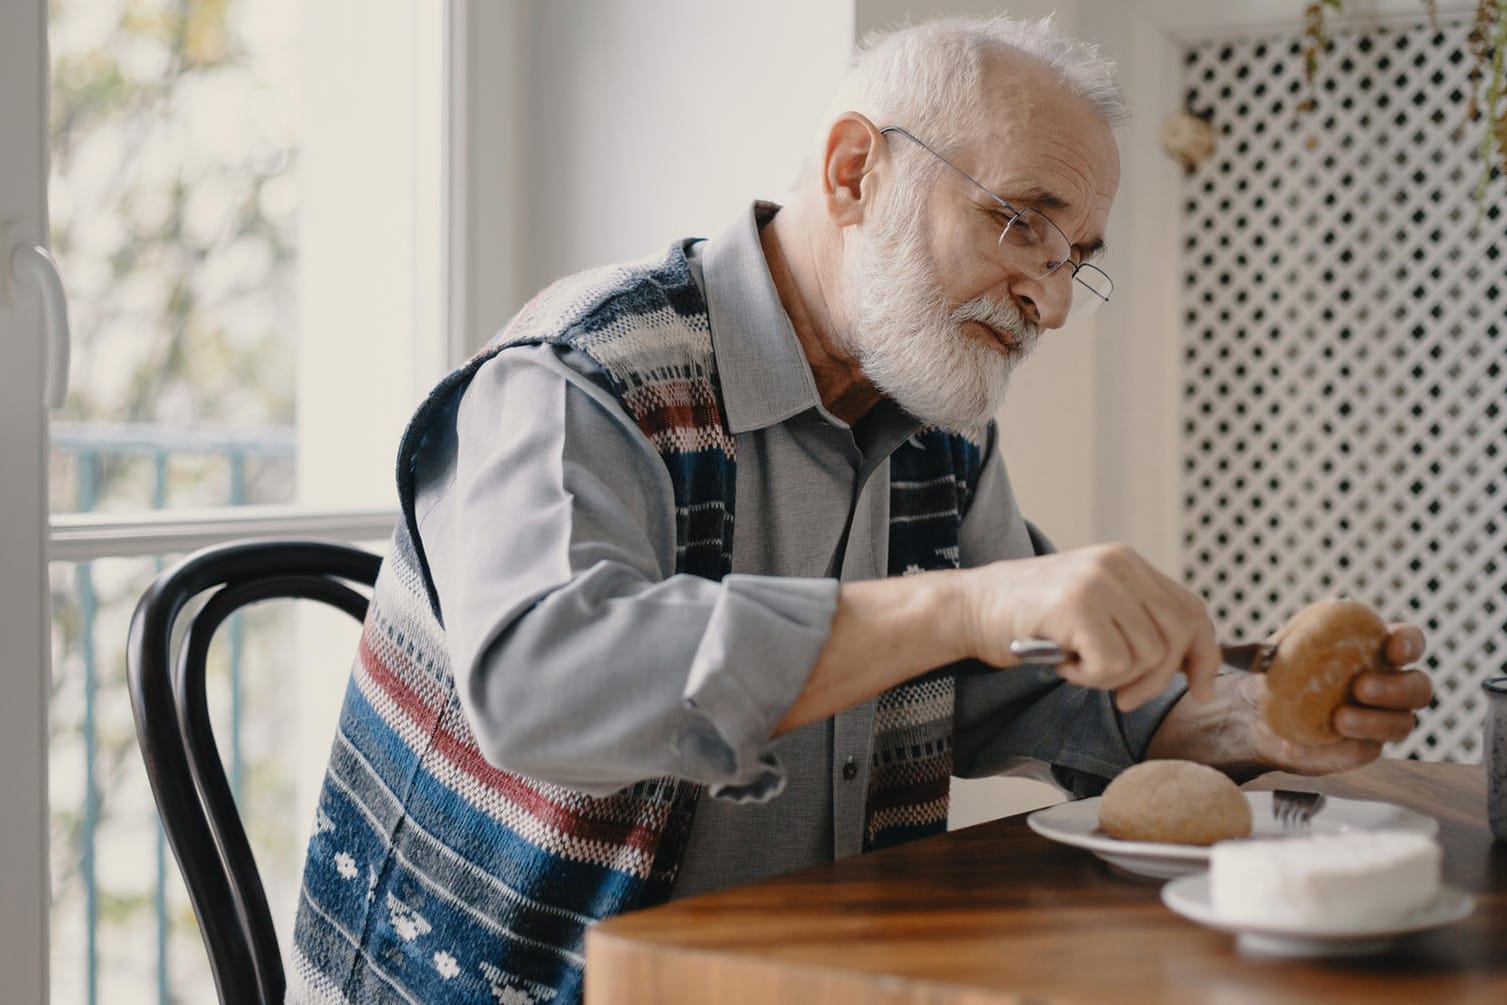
[699,201,827,434]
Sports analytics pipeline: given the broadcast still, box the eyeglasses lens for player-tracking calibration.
[998,209,1112,312]
[998,209,1071,281]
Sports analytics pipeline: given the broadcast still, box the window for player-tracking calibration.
[42,2,446,1000]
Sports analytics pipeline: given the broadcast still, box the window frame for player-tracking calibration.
[0,2,480,998]
[0,1,53,998]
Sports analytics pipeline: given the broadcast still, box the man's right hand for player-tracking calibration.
[955,544,1221,711]
[775,543,1218,736]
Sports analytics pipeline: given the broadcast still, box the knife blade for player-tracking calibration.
[1007,637,1276,673]
[1217,641,1277,673]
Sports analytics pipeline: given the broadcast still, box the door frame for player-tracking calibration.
[0,0,54,999]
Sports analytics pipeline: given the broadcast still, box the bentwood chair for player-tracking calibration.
[127,539,382,1005]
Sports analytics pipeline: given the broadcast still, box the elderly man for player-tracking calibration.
[290,14,1432,1005]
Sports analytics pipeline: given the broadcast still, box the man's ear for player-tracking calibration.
[821,113,886,227]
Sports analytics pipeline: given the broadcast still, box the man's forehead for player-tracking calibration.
[968,54,1120,203]
[975,51,1082,134]
[960,117,1119,238]
[966,138,1117,214]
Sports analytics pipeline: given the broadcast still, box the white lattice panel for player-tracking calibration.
[1179,16,1506,762]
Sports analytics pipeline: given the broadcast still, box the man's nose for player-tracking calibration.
[1015,271,1074,330]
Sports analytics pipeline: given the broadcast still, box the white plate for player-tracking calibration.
[1025,792,1438,879]
[1161,872,1476,957]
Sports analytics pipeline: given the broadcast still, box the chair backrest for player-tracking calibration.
[127,539,382,1005]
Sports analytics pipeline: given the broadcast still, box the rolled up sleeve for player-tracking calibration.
[678,574,838,802]
[417,344,833,798]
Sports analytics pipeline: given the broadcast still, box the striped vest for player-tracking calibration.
[289,242,984,1004]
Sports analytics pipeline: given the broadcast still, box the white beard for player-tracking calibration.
[838,195,1040,435]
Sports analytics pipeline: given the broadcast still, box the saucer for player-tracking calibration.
[1160,872,1476,957]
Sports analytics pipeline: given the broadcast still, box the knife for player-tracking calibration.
[1007,637,1276,673]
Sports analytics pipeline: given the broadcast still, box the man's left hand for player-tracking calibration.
[1249,622,1433,775]
[1145,622,1434,777]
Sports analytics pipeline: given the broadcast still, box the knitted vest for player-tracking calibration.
[288,242,984,1005]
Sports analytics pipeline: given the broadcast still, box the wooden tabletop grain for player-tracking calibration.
[586,760,1507,1004]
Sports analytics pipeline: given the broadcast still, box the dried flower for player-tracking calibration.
[1162,110,1217,174]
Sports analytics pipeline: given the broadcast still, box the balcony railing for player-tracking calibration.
[51,422,295,1005]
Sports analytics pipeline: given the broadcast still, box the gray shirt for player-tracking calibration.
[415,202,1183,898]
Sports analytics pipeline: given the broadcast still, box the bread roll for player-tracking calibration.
[1098,759,1252,845]
[1262,599,1389,745]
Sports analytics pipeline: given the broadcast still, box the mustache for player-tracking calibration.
[951,298,1040,353]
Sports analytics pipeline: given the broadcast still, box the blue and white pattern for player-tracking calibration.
[289,241,984,1003]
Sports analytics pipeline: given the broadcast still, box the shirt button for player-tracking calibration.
[842,757,858,781]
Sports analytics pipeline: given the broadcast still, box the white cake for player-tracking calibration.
[1209,831,1441,928]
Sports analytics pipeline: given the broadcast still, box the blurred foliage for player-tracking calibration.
[1299,0,1506,199]
[49,0,298,515]
[46,1,306,1002]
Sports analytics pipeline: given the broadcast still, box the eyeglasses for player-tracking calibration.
[879,126,1114,311]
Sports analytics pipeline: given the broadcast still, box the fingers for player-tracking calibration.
[1114,657,1178,711]
[1333,704,1418,743]
[971,543,1217,711]
[1329,666,1432,745]
[1327,628,1432,749]
[1249,665,1431,775]
[1114,602,1170,673]
[1180,616,1221,705]
[1121,570,1211,709]
[1103,600,1178,712]
[1246,628,1432,775]
[1350,667,1433,710]
[1058,545,1215,712]
[1383,622,1426,666]
[1066,578,1161,680]
[1123,564,1219,708]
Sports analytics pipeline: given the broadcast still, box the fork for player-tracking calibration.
[1272,789,1327,829]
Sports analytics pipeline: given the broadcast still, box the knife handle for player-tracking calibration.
[1008,638,1273,672]
[1008,638,1070,663]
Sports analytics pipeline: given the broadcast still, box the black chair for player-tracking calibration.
[127,539,382,1005]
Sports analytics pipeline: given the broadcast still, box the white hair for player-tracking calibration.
[824,13,1128,163]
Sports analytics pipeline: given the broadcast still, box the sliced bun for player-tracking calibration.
[1098,759,1252,846]
[1262,599,1389,745]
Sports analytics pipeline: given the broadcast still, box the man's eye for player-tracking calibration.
[1011,216,1048,243]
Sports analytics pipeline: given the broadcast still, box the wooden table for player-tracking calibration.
[587,760,1507,1004]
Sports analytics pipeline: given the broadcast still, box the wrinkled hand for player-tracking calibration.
[960,543,1220,712]
[1246,623,1434,774]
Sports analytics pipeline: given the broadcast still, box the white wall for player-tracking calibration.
[296,1,444,511]
[457,0,530,358]
[468,0,853,316]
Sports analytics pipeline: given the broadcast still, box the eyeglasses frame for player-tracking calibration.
[878,125,1114,305]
